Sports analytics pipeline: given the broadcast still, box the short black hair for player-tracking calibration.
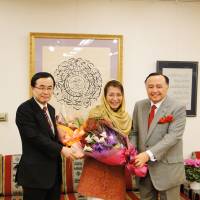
[145,72,169,85]
[104,80,124,96]
[31,72,56,87]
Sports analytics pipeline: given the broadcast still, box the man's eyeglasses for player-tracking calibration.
[34,86,54,92]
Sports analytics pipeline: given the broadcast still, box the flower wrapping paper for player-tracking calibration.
[82,118,148,177]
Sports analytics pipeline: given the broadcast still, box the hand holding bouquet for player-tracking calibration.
[81,117,148,177]
[56,113,85,158]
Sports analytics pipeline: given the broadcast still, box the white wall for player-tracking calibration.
[0,0,200,157]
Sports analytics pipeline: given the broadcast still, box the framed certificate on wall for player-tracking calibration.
[157,61,198,117]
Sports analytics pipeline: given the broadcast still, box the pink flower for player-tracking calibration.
[184,159,200,168]
[158,115,174,124]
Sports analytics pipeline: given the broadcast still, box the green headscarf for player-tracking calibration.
[89,95,132,136]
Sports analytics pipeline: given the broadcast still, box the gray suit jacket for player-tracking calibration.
[132,96,186,191]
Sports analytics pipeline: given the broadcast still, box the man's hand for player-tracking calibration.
[134,152,150,167]
[61,143,84,160]
[61,146,75,159]
[71,142,84,159]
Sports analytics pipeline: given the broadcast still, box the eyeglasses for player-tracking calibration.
[34,86,54,92]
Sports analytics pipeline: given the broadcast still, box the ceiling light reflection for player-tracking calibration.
[109,52,118,56]
[113,39,118,44]
[79,39,94,46]
[48,46,55,52]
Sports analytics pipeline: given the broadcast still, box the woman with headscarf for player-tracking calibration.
[78,80,132,200]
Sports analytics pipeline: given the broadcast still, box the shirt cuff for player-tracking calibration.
[146,150,156,161]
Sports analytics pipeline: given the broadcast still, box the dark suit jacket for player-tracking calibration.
[15,97,63,189]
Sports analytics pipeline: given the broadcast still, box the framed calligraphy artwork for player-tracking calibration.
[157,61,198,117]
[30,32,123,117]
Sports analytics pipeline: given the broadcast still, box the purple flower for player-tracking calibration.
[106,133,117,145]
[103,126,117,145]
[92,143,107,153]
[83,121,126,154]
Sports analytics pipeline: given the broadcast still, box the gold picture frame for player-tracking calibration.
[30,32,123,115]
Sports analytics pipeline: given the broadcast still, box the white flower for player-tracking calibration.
[100,131,107,138]
[83,145,93,152]
[93,136,100,142]
[85,135,93,143]
[98,137,105,143]
[92,135,105,143]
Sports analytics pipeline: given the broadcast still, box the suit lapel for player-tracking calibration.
[142,101,151,142]
[139,100,151,143]
[48,104,57,136]
[30,98,55,139]
[146,97,169,141]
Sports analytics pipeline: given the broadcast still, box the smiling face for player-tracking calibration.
[145,75,169,104]
[32,77,54,105]
[105,86,123,111]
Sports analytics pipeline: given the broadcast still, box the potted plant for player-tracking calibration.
[184,158,200,190]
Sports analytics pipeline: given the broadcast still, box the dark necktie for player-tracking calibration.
[148,105,157,128]
[43,106,53,130]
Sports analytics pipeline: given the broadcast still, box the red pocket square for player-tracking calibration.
[158,115,174,123]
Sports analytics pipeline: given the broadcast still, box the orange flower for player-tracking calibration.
[57,124,85,146]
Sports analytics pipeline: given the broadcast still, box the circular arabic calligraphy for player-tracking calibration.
[54,57,102,110]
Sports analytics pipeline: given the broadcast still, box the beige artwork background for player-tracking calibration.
[43,46,111,118]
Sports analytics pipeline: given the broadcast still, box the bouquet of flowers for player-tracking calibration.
[56,113,85,146]
[81,117,148,177]
[184,158,200,183]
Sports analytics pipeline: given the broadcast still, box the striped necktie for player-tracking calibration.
[43,106,53,131]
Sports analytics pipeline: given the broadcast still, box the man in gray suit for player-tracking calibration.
[132,72,186,200]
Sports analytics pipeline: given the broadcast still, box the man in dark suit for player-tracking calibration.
[16,72,79,200]
[132,73,186,200]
